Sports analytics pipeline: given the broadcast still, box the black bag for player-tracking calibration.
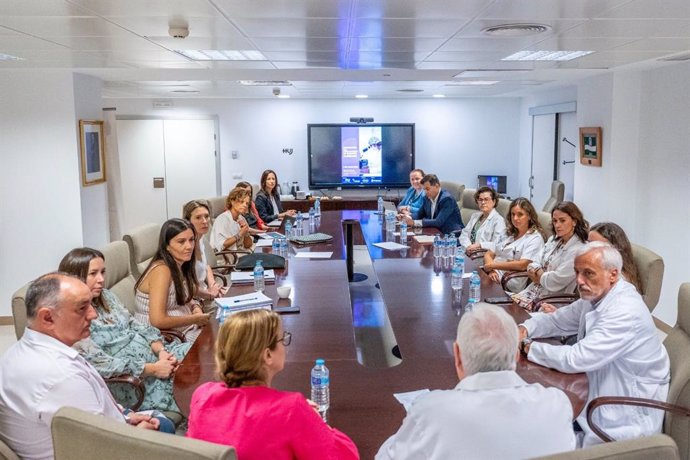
[235,253,286,271]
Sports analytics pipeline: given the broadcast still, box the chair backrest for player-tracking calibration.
[542,180,565,213]
[101,240,137,314]
[205,196,226,221]
[11,282,30,340]
[440,181,465,204]
[123,223,161,279]
[631,243,664,312]
[537,211,554,239]
[496,198,511,219]
[533,434,679,460]
[460,188,478,224]
[662,283,690,459]
[51,407,237,460]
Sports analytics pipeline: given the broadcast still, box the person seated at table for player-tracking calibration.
[59,247,191,412]
[511,201,588,310]
[187,309,359,460]
[376,304,575,460]
[403,174,463,235]
[483,197,546,293]
[135,218,210,343]
[588,222,641,293]
[183,200,227,299]
[0,274,174,460]
[255,169,296,224]
[237,180,268,233]
[519,242,669,447]
[458,186,506,252]
[211,187,255,252]
[397,168,426,219]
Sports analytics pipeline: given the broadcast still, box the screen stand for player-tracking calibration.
[342,219,369,283]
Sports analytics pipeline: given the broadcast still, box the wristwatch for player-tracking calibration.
[520,337,533,357]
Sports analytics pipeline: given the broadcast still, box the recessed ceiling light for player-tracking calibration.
[396,89,424,93]
[175,50,267,61]
[445,81,499,86]
[355,94,368,99]
[502,50,594,61]
[277,94,290,99]
[482,23,551,37]
[432,94,445,98]
[171,89,200,93]
[239,80,291,86]
[0,52,23,61]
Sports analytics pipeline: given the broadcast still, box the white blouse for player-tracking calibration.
[459,208,506,248]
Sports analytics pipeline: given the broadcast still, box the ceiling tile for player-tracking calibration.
[598,0,690,19]
[67,0,219,17]
[561,19,690,38]
[480,0,633,20]
[234,18,345,38]
[0,16,128,37]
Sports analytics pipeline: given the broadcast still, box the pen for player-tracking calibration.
[234,297,258,303]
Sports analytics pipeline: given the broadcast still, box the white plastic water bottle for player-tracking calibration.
[284,220,293,239]
[310,359,330,421]
[465,270,481,311]
[451,263,463,303]
[377,196,384,214]
[294,212,303,237]
[253,260,265,292]
[444,234,453,259]
[400,220,408,242]
[309,207,315,225]
[433,234,441,258]
[280,236,288,255]
[271,237,280,254]
[454,246,465,276]
[314,197,321,216]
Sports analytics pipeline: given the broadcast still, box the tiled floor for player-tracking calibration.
[0,325,17,356]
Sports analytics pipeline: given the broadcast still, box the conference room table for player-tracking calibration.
[174,210,588,458]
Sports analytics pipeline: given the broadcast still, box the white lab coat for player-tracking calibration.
[517,234,585,298]
[458,208,506,248]
[523,280,670,447]
[375,370,576,459]
[490,229,545,293]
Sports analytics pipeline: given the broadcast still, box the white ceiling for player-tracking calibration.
[1,0,689,99]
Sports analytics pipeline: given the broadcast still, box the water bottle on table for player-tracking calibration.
[253,260,265,292]
[309,207,315,225]
[400,219,408,242]
[271,237,280,254]
[284,219,293,239]
[451,263,463,304]
[310,359,330,421]
[377,196,384,214]
[465,270,481,312]
[314,197,321,216]
[280,236,288,255]
[433,234,441,258]
[294,212,303,237]
[454,246,465,276]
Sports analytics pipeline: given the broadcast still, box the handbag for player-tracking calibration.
[234,253,286,270]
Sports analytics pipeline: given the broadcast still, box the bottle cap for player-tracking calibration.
[315,358,325,365]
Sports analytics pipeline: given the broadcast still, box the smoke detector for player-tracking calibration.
[482,23,551,37]
[169,26,189,39]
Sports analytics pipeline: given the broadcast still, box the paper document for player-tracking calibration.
[230,270,276,284]
[462,273,472,278]
[215,291,273,310]
[373,241,410,250]
[259,232,283,239]
[394,389,430,412]
[294,252,333,259]
[413,235,435,244]
[254,239,273,247]
[267,219,282,227]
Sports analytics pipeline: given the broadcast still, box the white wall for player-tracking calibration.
[110,98,522,198]
[0,71,84,316]
[74,73,109,248]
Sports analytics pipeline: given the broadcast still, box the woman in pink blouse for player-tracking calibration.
[187,309,359,460]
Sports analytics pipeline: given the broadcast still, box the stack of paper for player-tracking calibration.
[413,235,435,244]
[230,270,276,284]
[215,292,273,314]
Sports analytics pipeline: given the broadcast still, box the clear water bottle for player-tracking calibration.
[451,263,463,304]
[444,234,453,260]
[253,260,265,292]
[400,219,408,242]
[309,207,315,225]
[280,236,288,255]
[377,196,384,214]
[385,211,396,231]
[314,197,321,216]
[271,237,280,254]
[433,234,441,258]
[454,246,465,276]
[294,212,303,237]
[465,270,481,312]
[310,359,330,421]
[284,220,293,239]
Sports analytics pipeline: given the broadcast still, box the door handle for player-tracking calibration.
[562,160,575,165]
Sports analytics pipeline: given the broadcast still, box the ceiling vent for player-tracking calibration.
[482,23,551,37]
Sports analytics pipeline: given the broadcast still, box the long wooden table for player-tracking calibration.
[174,210,587,458]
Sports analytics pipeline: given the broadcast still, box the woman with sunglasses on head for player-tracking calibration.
[458,186,506,253]
[187,309,359,460]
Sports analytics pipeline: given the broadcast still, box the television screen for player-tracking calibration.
[308,124,415,189]
[477,175,507,194]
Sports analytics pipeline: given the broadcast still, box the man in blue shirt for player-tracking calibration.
[403,174,463,234]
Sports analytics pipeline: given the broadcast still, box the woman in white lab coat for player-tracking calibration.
[483,198,546,293]
[459,186,506,251]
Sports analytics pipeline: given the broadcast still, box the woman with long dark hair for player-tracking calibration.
[254,170,296,223]
[134,218,210,343]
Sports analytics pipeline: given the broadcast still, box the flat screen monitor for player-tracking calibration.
[477,175,507,194]
[308,123,415,189]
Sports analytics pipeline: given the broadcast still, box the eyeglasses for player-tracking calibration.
[276,331,292,346]
[477,197,493,203]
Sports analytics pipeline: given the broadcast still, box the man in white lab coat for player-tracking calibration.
[520,241,670,447]
[376,304,576,459]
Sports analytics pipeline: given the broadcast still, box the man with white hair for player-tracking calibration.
[376,304,576,459]
[520,241,670,446]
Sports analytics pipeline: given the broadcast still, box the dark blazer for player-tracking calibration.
[418,189,464,234]
[255,190,283,223]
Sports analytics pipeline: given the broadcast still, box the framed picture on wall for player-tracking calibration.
[579,127,602,167]
[79,120,106,185]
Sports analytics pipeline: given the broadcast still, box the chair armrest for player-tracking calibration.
[105,375,145,411]
[501,271,528,292]
[212,271,228,287]
[160,329,186,343]
[534,294,578,308]
[587,396,690,443]
[468,248,488,260]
